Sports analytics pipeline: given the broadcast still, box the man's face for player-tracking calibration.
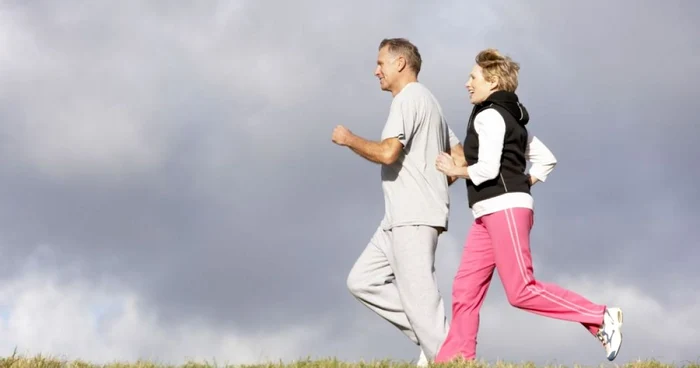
[374,46,400,92]
[466,64,497,104]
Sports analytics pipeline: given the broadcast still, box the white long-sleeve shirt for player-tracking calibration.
[466,109,557,219]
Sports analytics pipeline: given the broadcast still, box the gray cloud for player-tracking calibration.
[0,0,699,366]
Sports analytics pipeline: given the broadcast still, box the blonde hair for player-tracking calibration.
[475,48,520,92]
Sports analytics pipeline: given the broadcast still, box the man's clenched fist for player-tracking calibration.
[332,125,352,146]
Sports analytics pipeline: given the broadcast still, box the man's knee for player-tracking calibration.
[346,268,367,297]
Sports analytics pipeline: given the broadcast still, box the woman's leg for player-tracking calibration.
[483,207,606,323]
[435,219,495,363]
[482,207,623,360]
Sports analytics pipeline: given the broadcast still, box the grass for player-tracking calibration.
[1,352,699,368]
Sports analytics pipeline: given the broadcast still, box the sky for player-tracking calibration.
[0,0,699,366]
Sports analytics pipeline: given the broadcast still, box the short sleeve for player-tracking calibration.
[381,96,415,146]
[447,125,461,147]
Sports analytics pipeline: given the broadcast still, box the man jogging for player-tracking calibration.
[331,38,462,364]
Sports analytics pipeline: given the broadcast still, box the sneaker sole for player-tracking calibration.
[607,308,623,361]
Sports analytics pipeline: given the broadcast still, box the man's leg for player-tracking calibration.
[483,207,624,360]
[435,219,495,363]
[416,350,428,367]
[346,225,419,344]
[389,225,449,361]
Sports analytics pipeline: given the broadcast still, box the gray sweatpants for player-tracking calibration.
[346,224,449,361]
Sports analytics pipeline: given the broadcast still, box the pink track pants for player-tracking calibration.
[435,207,606,362]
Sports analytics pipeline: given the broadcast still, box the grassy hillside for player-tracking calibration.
[1,354,699,368]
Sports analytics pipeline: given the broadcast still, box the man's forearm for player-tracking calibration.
[346,134,398,165]
[447,144,466,185]
[450,144,467,167]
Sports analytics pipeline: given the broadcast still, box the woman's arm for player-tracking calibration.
[436,109,506,182]
[526,135,557,186]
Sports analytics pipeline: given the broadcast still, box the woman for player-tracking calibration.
[433,48,623,362]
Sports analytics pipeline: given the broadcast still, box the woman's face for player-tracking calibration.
[466,64,498,104]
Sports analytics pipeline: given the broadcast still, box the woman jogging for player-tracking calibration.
[433,48,623,363]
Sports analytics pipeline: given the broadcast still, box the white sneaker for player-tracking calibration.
[416,350,428,367]
[596,307,623,361]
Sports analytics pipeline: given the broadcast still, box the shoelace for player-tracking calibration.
[596,327,609,346]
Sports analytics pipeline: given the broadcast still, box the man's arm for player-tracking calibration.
[361,95,413,165]
[332,124,404,165]
[444,126,465,185]
[526,135,557,186]
[332,96,414,166]
[446,142,465,185]
[346,135,403,165]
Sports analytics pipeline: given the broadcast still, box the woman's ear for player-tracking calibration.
[488,75,500,91]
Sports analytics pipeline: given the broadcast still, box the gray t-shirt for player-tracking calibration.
[379,82,461,231]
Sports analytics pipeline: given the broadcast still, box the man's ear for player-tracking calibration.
[396,56,407,72]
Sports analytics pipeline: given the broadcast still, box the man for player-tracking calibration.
[331,38,463,365]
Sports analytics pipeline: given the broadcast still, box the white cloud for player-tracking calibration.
[4,235,693,367]
[0,249,325,365]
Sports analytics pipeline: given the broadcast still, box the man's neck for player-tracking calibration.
[391,76,418,97]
